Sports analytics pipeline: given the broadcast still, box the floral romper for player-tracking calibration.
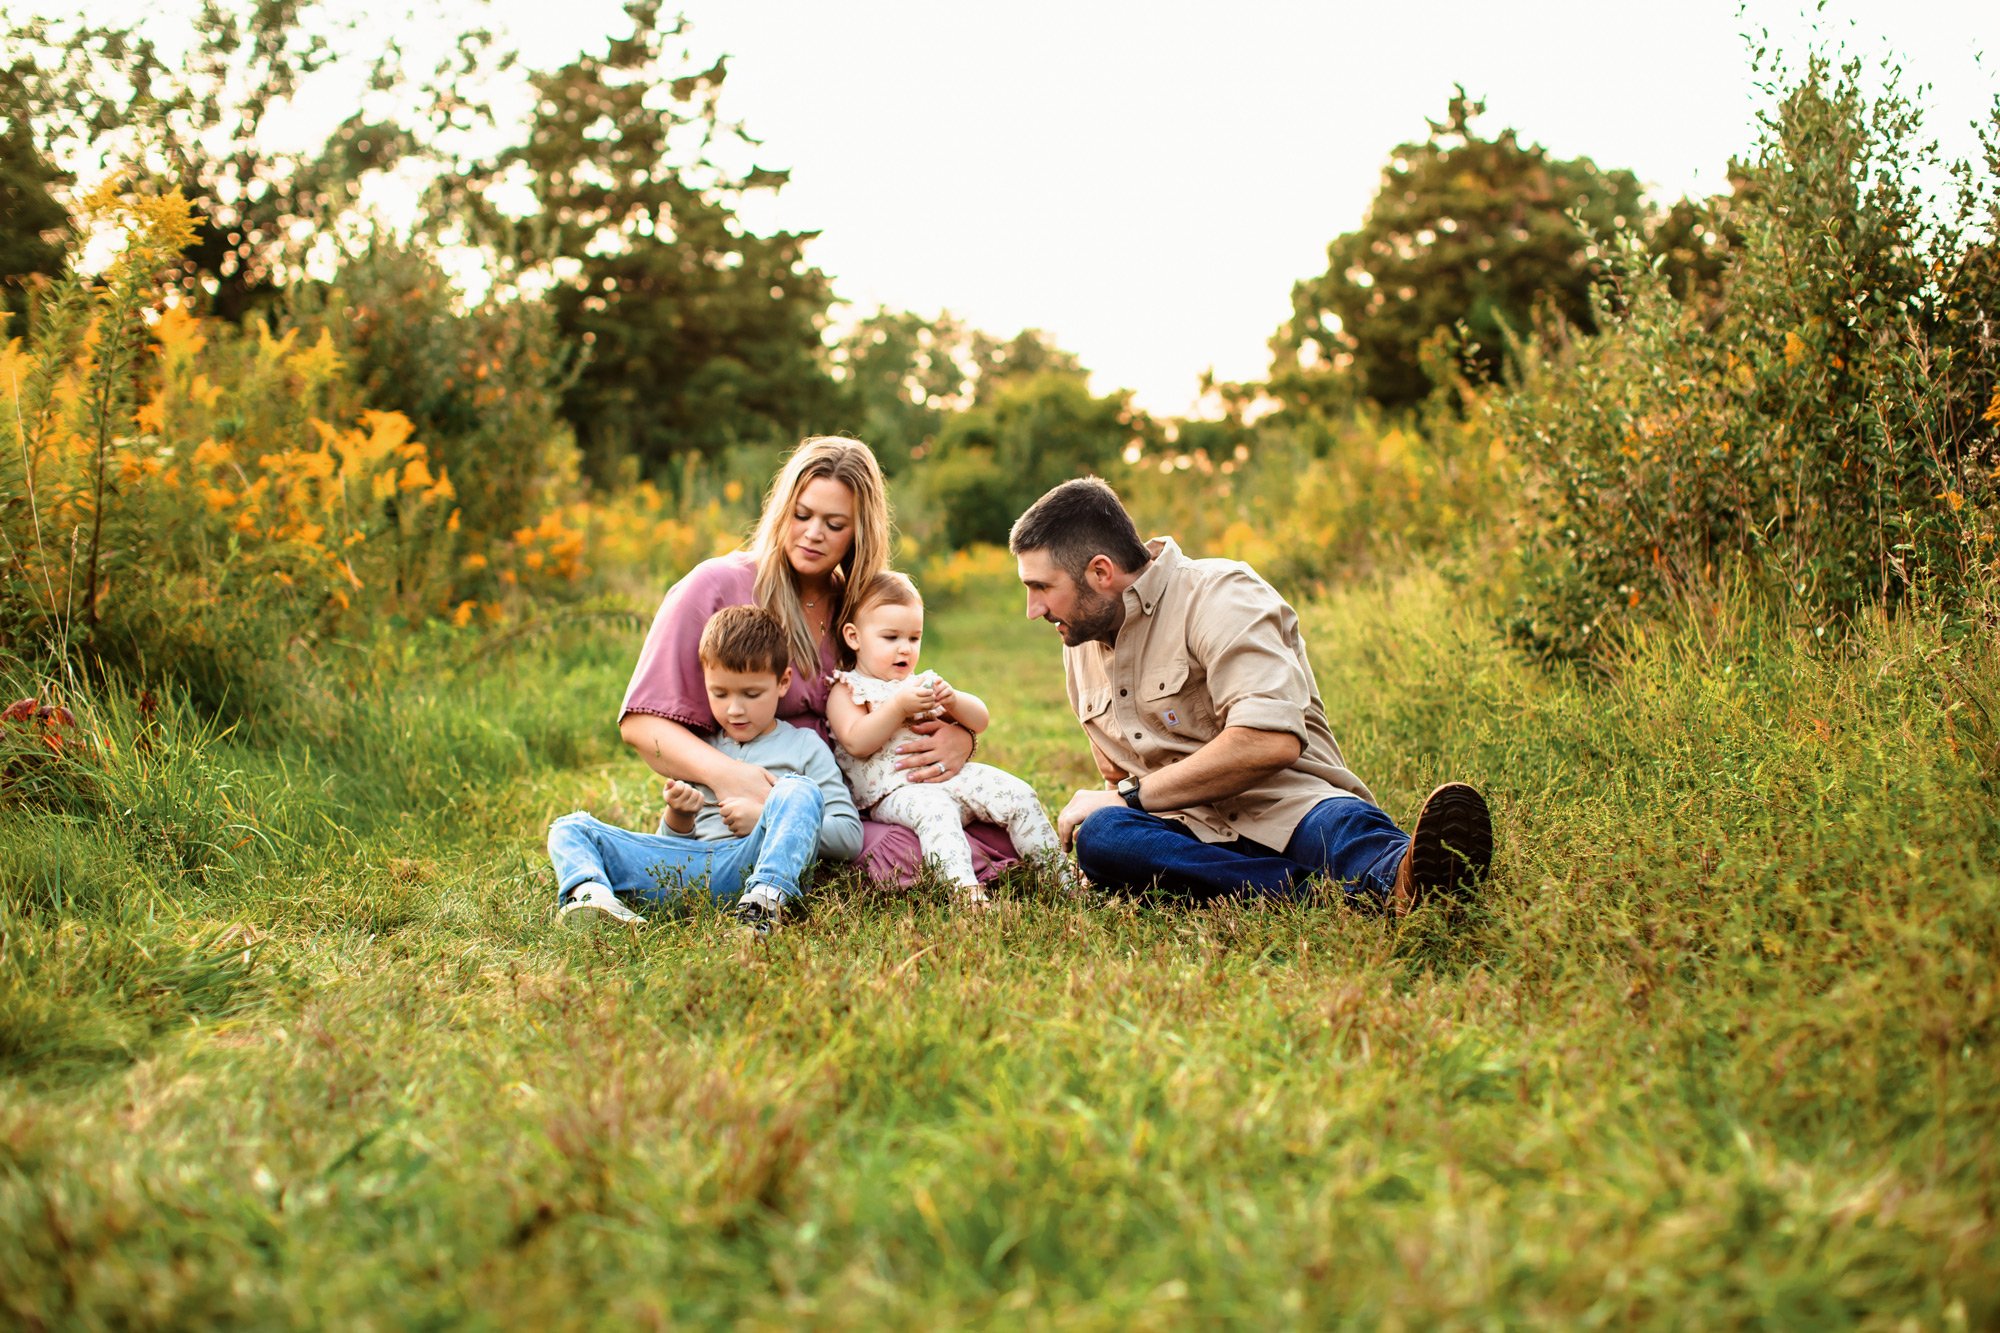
[831,669,1060,890]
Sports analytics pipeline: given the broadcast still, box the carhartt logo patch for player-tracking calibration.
[1162,708,1181,728]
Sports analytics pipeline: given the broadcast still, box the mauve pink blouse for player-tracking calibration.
[619,551,838,738]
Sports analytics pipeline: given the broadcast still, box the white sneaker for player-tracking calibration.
[559,882,646,929]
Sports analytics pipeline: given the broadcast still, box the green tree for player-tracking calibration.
[4,6,484,322]
[478,1,837,476]
[0,103,68,329]
[966,327,1084,406]
[921,370,1142,549]
[832,307,971,474]
[1278,89,1646,410]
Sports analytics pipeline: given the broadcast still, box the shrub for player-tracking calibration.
[293,231,582,553]
[909,372,1142,550]
[1498,56,2000,661]
[1113,393,1514,595]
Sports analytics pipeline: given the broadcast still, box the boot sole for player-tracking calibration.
[1404,783,1493,907]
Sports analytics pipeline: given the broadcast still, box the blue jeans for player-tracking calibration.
[547,774,826,907]
[1073,795,1409,902]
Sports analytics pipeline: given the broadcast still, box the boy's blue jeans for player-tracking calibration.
[1073,794,1409,902]
[548,774,825,907]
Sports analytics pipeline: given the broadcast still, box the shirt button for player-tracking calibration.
[1133,732,1143,740]
[1119,689,1128,697]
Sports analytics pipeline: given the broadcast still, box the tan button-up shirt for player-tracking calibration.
[1063,536,1375,847]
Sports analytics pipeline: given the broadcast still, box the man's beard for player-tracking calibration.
[1060,585,1123,647]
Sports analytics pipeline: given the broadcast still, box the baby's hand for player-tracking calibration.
[928,678,955,714]
[664,780,705,815]
[893,678,937,719]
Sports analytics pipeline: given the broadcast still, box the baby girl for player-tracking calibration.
[827,571,1065,904]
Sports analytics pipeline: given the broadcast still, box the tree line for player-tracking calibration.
[5,3,1993,648]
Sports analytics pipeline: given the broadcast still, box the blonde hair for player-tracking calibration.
[750,436,891,673]
[838,571,923,668]
[698,606,790,678]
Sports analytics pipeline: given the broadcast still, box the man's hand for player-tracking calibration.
[717,794,764,837]
[1057,788,1125,849]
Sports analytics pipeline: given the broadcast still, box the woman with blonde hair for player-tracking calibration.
[617,435,1020,890]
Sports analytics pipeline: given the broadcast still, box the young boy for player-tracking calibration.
[548,606,860,935]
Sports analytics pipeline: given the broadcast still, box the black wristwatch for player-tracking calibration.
[1116,777,1145,811]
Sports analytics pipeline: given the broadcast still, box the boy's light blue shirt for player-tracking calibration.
[686,723,862,860]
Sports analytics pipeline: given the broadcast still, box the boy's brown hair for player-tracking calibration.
[698,606,791,677]
[837,571,922,668]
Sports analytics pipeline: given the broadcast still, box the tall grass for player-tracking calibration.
[2,568,1993,1326]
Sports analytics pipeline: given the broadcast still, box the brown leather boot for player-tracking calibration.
[1390,783,1492,915]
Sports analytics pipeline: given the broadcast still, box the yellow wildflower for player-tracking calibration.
[371,469,398,502]
[1783,331,1806,368]
[204,486,238,512]
[136,396,166,433]
[133,188,199,258]
[152,303,207,360]
[399,457,435,493]
[451,600,476,628]
[462,552,488,572]
[446,508,461,532]
[76,173,126,215]
[255,320,299,364]
[287,327,345,383]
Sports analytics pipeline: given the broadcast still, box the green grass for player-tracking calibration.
[2,568,1996,1327]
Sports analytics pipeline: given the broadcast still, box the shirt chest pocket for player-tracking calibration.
[1140,656,1211,735]
[1079,685,1112,724]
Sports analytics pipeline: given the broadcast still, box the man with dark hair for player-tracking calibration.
[1008,477,1491,909]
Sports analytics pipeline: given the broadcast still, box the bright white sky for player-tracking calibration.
[59,0,2000,414]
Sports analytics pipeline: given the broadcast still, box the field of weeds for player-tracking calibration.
[3,567,1995,1327]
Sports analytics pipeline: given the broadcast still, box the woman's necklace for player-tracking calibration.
[801,589,831,639]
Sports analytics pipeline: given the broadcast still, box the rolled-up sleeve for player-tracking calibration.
[1187,568,1312,745]
[617,555,754,733]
